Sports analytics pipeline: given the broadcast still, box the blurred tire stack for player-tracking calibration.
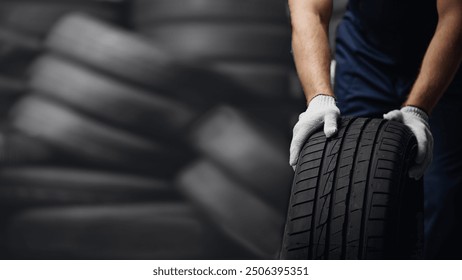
[132,0,300,132]
[2,11,238,259]
[132,0,296,258]
[0,0,125,118]
[1,0,306,259]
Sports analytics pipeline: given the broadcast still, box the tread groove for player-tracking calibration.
[324,118,355,259]
[341,118,370,259]
[309,134,328,259]
[358,120,386,259]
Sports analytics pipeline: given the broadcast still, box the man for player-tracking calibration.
[288,0,462,259]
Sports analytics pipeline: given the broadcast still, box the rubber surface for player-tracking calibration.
[132,0,289,24]
[0,76,26,117]
[9,95,187,176]
[177,159,284,259]
[139,23,291,63]
[0,167,178,207]
[213,62,289,99]
[0,76,25,98]
[30,55,197,141]
[0,128,70,165]
[45,14,256,106]
[5,203,218,259]
[0,27,42,77]
[0,1,122,38]
[237,100,304,138]
[280,118,423,259]
[189,106,292,211]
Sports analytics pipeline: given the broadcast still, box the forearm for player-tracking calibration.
[405,8,462,114]
[289,0,333,104]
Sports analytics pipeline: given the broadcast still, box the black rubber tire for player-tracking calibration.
[0,128,67,165]
[132,0,289,25]
[139,23,290,63]
[0,27,42,77]
[45,14,256,106]
[9,95,187,177]
[0,167,178,207]
[280,118,423,260]
[0,76,25,98]
[189,106,292,211]
[0,1,122,38]
[30,55,197,141]
[5,203,221,259]
[0,76,26,117]
[208,62,290,99]
[0,27,42,58]
[237,100,304,138]
[177,159,285,259]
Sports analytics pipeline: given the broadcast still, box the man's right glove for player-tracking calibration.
[289,94,340,170]
[383,106,433,180]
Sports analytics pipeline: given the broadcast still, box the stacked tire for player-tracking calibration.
[1,3,295,258]
[129,0,297,259]
[0,0,125,134]
[132,0,291,100]
[178,106,294,259]
[0,0,124,39]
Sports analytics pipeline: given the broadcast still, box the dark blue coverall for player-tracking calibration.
[334,0,462,259]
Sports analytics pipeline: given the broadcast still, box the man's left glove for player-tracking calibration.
[383,106,433,180]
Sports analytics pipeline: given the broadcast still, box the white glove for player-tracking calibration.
[289,95,340,170]
[383,106,433,180]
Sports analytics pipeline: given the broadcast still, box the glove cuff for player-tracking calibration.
[309,94,336,108]
[401,106,429,122]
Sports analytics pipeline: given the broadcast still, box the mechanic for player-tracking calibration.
[288,0,462,259]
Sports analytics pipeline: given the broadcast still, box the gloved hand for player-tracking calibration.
[289,95,340,170]
[383,106,433,180]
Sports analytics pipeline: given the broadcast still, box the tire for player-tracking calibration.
[5,203,221,259]
[0,1,122,38]
[280,118,423,260]
[139,23,291,63]
[45,14,256,106]
[0,27,42,77]
[0,128,69,165]
[132,0,288,25]
[30,55,197,141]
[0,76,25,98]
[213,62,290,99]
[0,76,26,117]
[0,27,42,57]
[177,159,285,259]
[0,167,178,207]
[189,106,292,211]
[237,100,304,139]
[9,95,188,177]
